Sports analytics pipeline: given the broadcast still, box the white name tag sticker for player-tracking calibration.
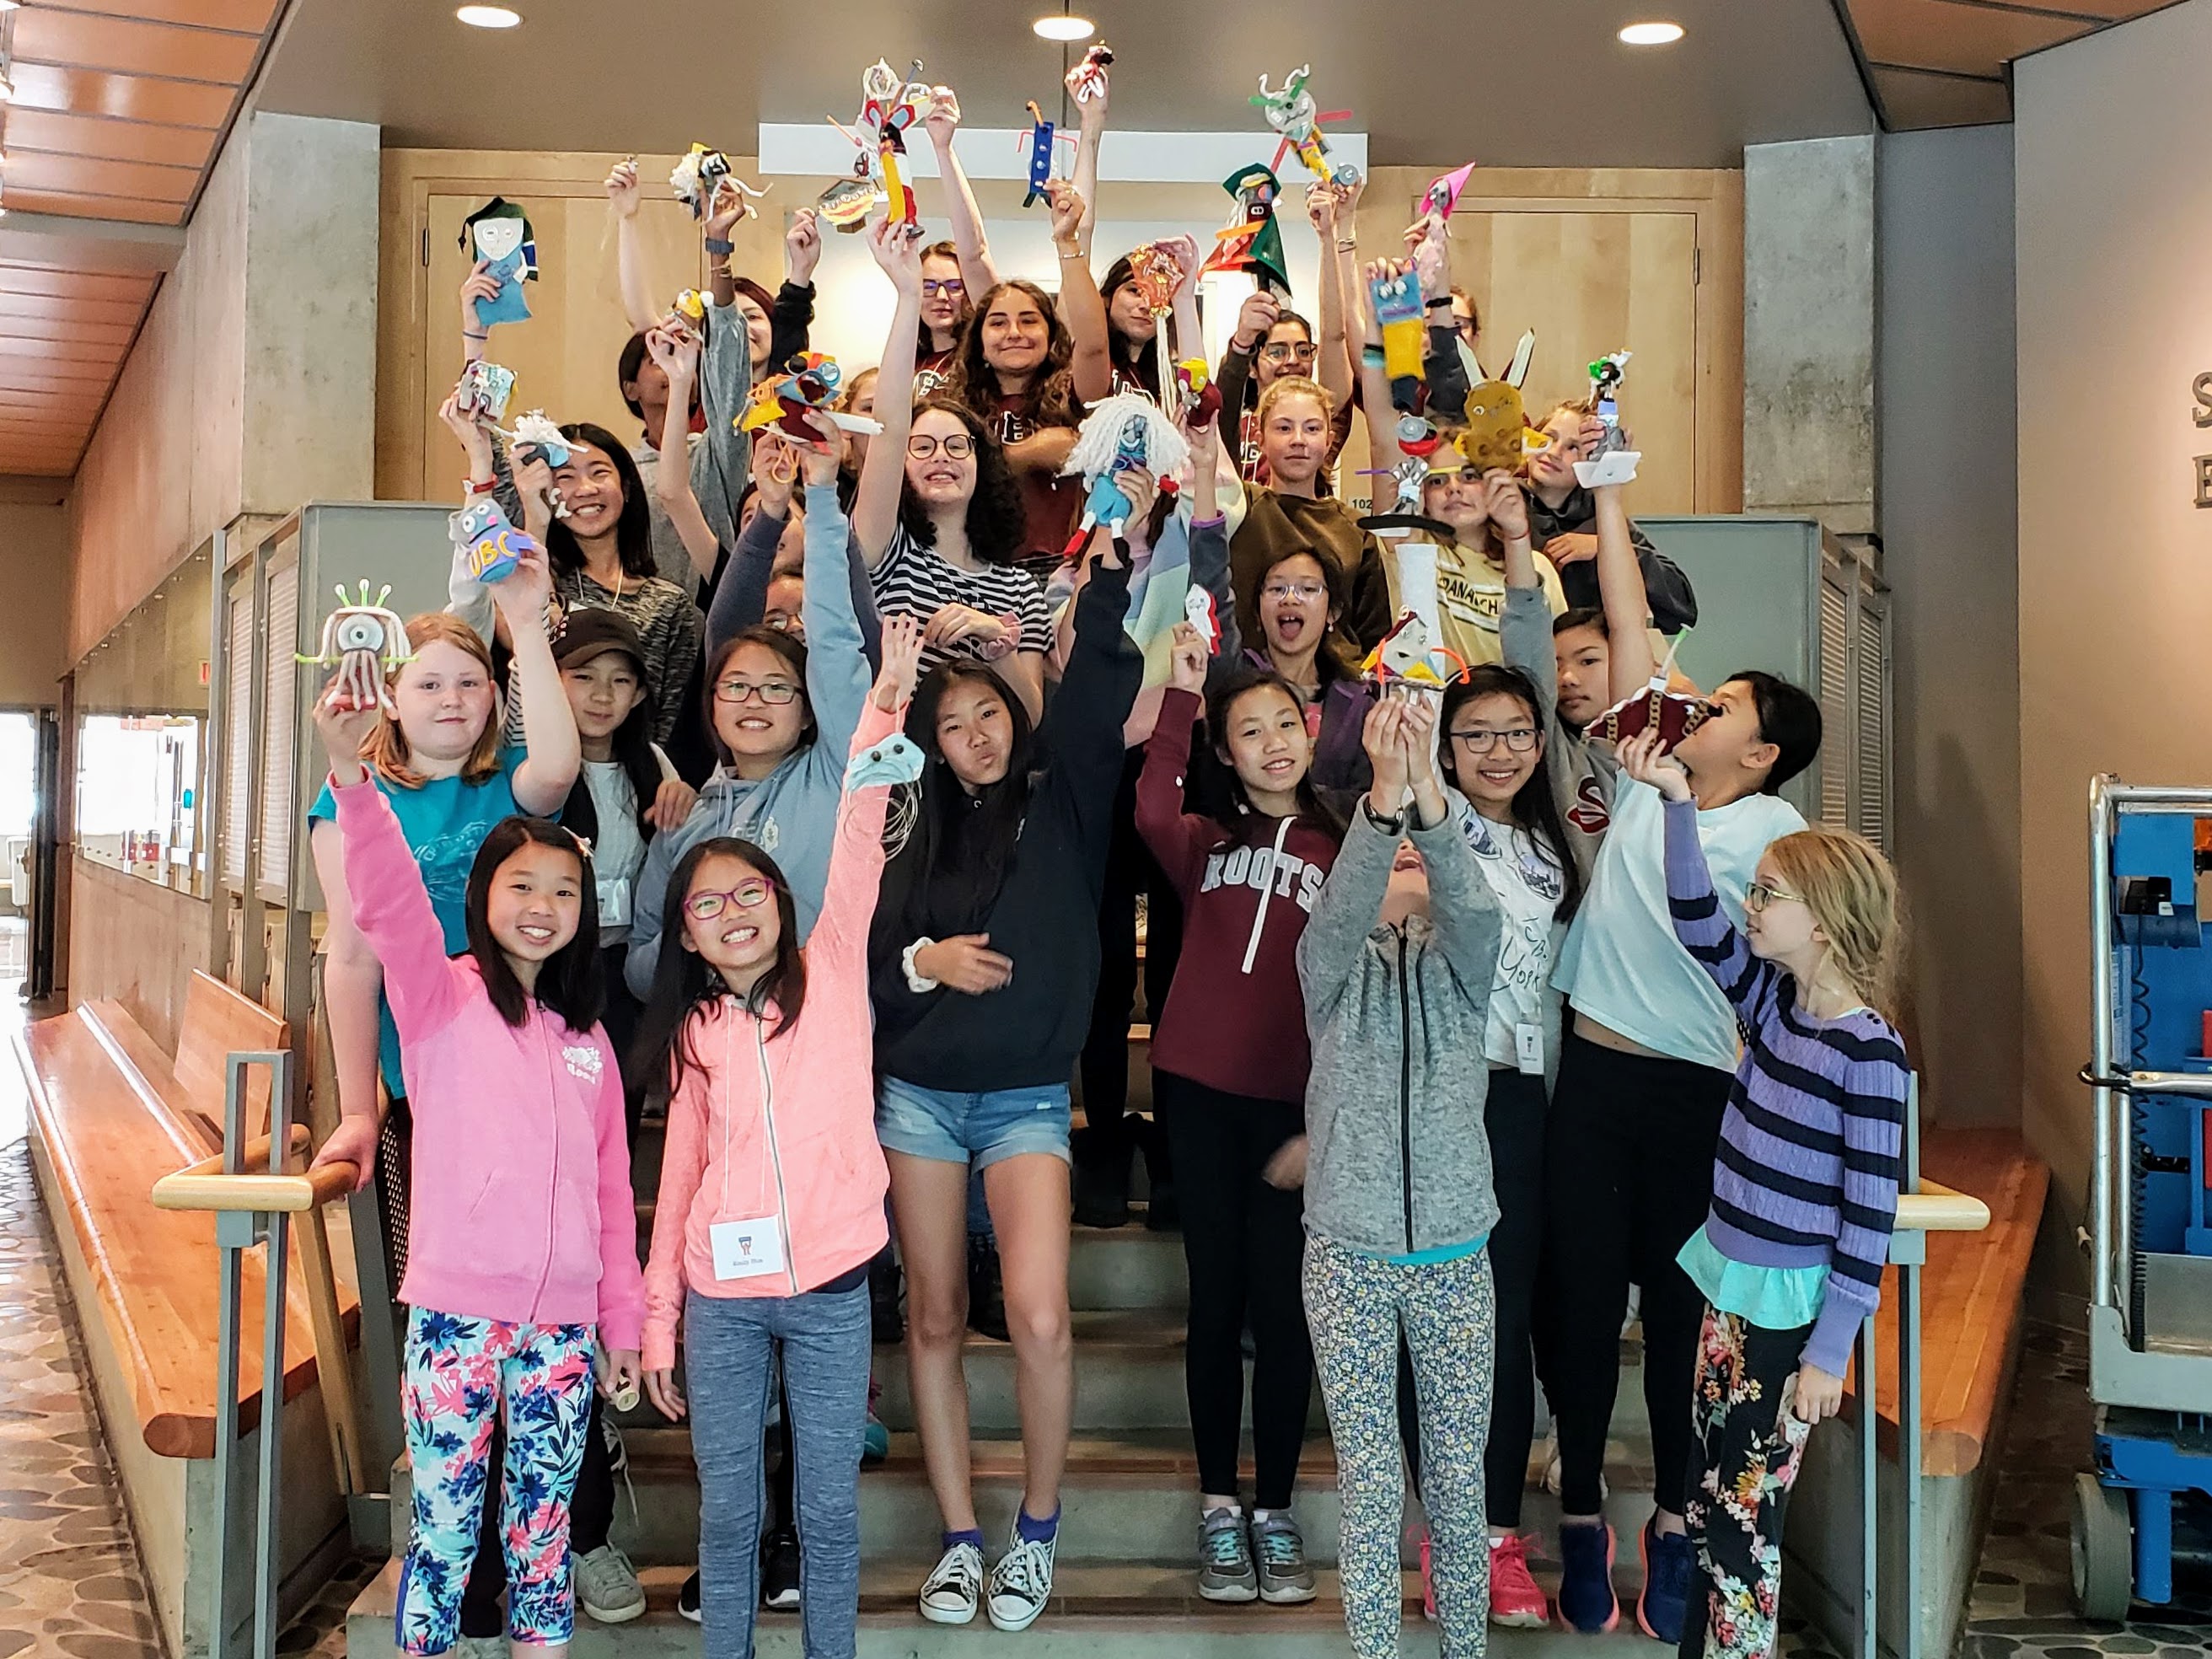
[1515,1023,1544,1076]
[709,1216,787,1282]
[597,877,632,929]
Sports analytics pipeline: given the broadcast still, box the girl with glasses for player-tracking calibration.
[631,620,926,1659]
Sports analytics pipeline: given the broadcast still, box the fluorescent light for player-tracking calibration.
[455,4,522,26]
[1619,20,1685,46]
[1033,13,1093,41]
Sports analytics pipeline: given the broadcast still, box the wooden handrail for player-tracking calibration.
[1894,1178,1991,1234]
[150,1125,357,1215]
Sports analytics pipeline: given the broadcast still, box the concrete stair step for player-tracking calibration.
[348,1553,1673,1656]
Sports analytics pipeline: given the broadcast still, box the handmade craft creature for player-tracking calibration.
[671,289,707,326]
[1065,42,1114,105]
[1359,609,1456,690]
[298,583,415,715]
[1120,241,1188,395]
[1370,267,1425,410]
[1454,378,1549,475]
[1060,392,1190,553]
[822,59,931,232]
[668,145,767,223]
[1251,65,1359,187]
[1200,162,1291,296]
[738,353,887,442]
[846,733,926,789]
[1020,101,1077,208]
[459,198,536,326]
[508,411,572,470]
[1358,457,1452,541]
[449,497,540,586]
[1173,357,1222,425]
[1422,162,1477,221]
[1184,584,1220,653]
[454,360,515,424]
[1573,350,1641,487]
[1585,637,1713,751]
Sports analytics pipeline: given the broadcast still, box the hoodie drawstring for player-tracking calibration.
[1240,815,1297,976]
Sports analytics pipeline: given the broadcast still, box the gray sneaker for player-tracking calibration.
[1197,1506,1258,1603]
[1252,1511,1318,1604]
[454,1640,507,1659]
[574,1543,647,1624]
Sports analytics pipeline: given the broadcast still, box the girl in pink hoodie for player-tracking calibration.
[632,608,922,1659]
[313,675,644,1659]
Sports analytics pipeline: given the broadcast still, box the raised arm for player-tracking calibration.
[1049,545,1144,856]
[1054,183,1114,405]
[1311,181,1358,414]
[647,325,726,581]
[922,89,1002,298]
[497,545,583,814]
[1069,58,1108,256]
[1631,737,1776,1021]
[1355,257,1405,468]
[852,219,925,566]
[770,211,821,367]
[792,419,874,764]
[706,436,798,658]
[606,160,659,334]
[1594,476,1656,697]
[1395,699,1502,985]
[809,621,921,975]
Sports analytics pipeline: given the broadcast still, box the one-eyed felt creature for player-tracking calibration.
[1060,392,1190,552]
[450,497,540,586]
[1454,379,1549,475]
[298,583,415,716]
[459,198,536,327]
[1200,162,1290,298]
[738,352,887,442]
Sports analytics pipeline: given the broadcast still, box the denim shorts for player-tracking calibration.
[875,1076,1072,1170]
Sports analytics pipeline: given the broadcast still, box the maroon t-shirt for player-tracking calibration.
[984,389,1082,568]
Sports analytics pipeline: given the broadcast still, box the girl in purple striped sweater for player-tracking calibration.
[1619,729,1908,1659]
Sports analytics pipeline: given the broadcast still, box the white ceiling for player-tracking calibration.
[256,0,1874,169]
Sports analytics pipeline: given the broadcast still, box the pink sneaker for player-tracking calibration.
[1487,1533,1550,1629]
[1419,1533,1436,1622]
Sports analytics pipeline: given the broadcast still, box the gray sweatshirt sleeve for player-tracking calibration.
[625,820,679,1000]
[1500,583,1559,732]
[1295,805,1396,1028]
[690,300,755,552]
[1406,808,1503,996]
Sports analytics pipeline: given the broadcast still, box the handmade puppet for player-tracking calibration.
[454,360,515,424]
[1183,584,1220,654]
[671,289,707,327]
[669,145,767,223]
[1020,101,1077,208]
[448,497,540,586]
[822,58,930,233]
[846,733,926,788]
[1060,391,1189,553]
[1251,65,1359,187]
[459,198,536,327]
[738,352,886,443]
[1370,267,1425,411]
[1065,42,1113,105]
[1422,161,1477,222]
[1200,162,1291,297]
[1173,357,1222,426]
[1454,378,1549,475]
[507,411,572,470]
[298,583,415,715]
[1358,456,1452,541]
[1573,350,1641,487]
[1359,609,1458,691]
[1119,241,1188,396]
[1585,637,1713,751]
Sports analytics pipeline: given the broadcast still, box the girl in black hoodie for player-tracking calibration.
[868,518,1143,1635]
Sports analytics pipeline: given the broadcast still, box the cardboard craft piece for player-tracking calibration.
[817,175,879,230]
[1574,349,1641,488]
[1423,162,1477,221]
[1585,638,1714,752]
[1360,609,1457,690]
[455,360,515,424]
[1455,379,1549,475]
[297,583,415,715]
[1200,162,1291,297]
[1370,268,1425,409]
[448,497,541,587]
[1060,391,1190,550]
[1184,583,1221,652]
[1251,64,1360,186]
[846,733,926,789]
[738,352,887,441]
[1066,43,1114,104]
[459,197,537,326]
[1020,101,1079,207]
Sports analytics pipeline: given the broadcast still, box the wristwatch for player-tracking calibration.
[902,938,940,994]
[1362,798,1406,837]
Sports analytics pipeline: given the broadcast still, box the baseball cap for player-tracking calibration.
[554,607,648,675]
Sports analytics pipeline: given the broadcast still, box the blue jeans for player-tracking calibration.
[685,1285,872,1659]
[875,1076,1072,1170]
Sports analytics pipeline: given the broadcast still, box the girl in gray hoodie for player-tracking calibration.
[1295,695,1506,1659]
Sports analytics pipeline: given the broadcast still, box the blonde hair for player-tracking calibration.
[364,613,505,790]
[1255,373,1336,429]
[1764,828,1902,1018]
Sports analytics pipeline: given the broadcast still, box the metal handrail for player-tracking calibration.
[147,1051,357,1659]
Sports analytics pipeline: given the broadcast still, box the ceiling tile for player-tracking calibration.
[1850,0,2091,78]
[0,109,222,170]
[3,63,237,127]
[1869,63,2020,127]
[11,9,263,84]
[2,151,201,203]
[0,188,187,225]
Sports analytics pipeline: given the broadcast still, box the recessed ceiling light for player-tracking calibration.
[456,4,523,27]
[1033,13,1094,41]
[1619,20,1685,46]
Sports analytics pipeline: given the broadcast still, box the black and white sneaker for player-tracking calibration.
[677,1568,702,1624]
[986,1530,1057,1632]
[918,1539,985,1625]
[760,1527,802,1611]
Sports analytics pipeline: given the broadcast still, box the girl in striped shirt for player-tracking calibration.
[1619,728,1908,1659]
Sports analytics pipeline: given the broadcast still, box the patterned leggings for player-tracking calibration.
[395,1307,597,1655]
[1678,1305,1815,1659]
[1303,1235,1495,1659]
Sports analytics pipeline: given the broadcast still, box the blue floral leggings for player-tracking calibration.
[395,1307,597,1654]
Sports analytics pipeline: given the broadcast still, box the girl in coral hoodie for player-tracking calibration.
[312,665,644,1659]
[632,609,922,1659]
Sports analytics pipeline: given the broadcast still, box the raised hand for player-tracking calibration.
[313,675,382,782]
[1110,464,1158,528]
[752,432,801,516]
[438,389,496,478]
[793,410,843,488]
[1166,620,1207,695]
[1233,289,1281,352]
[513,453,558,541]
[604,158,642,220]
[1482,470,1530,542]
[1363,697,1411,808]
[705,177,751,240]
[1159,232,1203,295]
[922,85,962,148]
[872,615,926,712]
[1306,182,1337,236]
[459,259,501,332]
[1047,180,1087,251]
[867,213,923,295]
[491,534,555,628]
[787,207,823,287]
[1618,727,1694,802]
[644,323,700,384]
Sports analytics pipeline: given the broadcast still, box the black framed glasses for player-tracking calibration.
[908,432,976,460]
[685,879,775,921]
[921,277,966,298]
[1449,726,1539,754]
[713,679,801,706]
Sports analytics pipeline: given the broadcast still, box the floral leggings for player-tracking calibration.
[395,1307,597,1655]
[1303,1235,1495,1659]
[1679,1305,1816,1659]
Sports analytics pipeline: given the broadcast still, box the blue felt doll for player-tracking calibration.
[459,196,536,327]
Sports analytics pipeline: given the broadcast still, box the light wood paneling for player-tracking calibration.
[49,0,284,34]
[0,289,154,327]
[66,852,208,1051]
[1850,0,2086,79]
[4,152,202,205]
[3,110,218,170]
[3,62,235,128]
[0,260,158,304]
[11,8,265,83]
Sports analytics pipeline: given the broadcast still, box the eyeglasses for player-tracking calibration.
[1449,726,1539,754]
[1744,880,1804,914]
[685,879,775,921]
[1259,341,1320,363]
[1261,581,1328,604]
[908,432,976,460]
[713,678,801,706]
[921,277,966,298]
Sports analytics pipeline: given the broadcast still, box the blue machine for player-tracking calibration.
[2073,779,2212,1618]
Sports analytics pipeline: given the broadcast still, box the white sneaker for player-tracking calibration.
[919,1540,985,1625]
[986,1530,1058,1632]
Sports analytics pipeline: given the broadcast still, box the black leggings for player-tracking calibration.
[1154,1071,1312,1509]
[1537,1031,1727,1519]
[1078,753,1183,1178]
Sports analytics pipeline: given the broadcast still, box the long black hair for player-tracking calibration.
[463,817,604,1030]
[882,660,1037,942]
[1438,663,1586,921]
[1202,666,1343,837]
[701,625,815,768]
[547,421,655,580]
[631,837,808,1093]
[1099,254,1162,400]
[561,654,663,851]
[896,397,1030,564]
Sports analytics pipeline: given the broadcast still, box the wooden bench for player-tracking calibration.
[12,970,361,1459]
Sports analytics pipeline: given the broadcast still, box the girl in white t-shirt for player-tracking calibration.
[1419,662,1585,1628]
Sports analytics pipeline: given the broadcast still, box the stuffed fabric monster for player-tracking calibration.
[1455,379,1549,475]
[298,583,415,716]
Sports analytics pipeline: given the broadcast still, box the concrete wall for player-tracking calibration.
[0,500,69,705]
[2015,0,2212,1297]
[1875,126,2022,1133]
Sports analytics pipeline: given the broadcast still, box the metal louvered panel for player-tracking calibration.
[1854,591,1891,853]
[1817,569,1852,830]
[259,564,299,893]
[222,591,254,886]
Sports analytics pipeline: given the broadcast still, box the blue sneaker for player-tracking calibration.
[1636,1521,1695,1643]
[1555,1521,1619,1633]
[862,1409,889,1467]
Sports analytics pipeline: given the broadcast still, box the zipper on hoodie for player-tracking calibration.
[752,1018,801,1297]
[1397,931,1413,1255]
[531,1019,561,1313]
